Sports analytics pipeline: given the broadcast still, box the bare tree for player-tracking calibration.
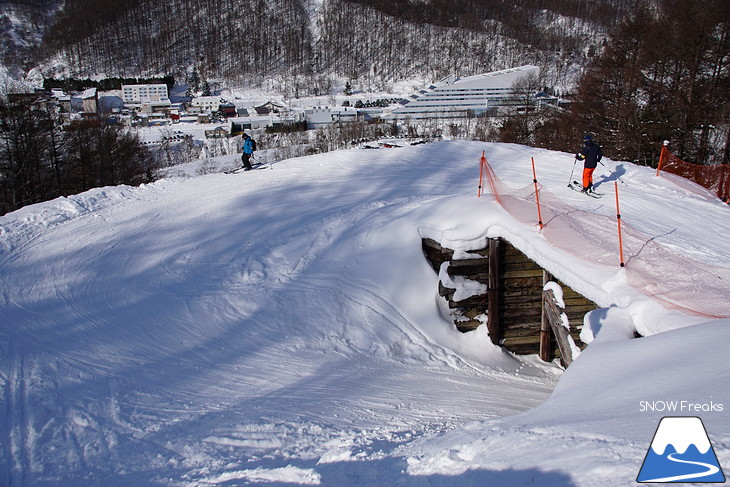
[499,72,543,145]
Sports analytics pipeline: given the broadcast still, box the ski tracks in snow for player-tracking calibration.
[3,333,30,487]
[0,144,563,484]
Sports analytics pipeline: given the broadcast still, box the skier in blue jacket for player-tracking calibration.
[241,133,255,171]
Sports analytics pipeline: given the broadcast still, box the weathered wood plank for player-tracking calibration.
[540,271,553,362]
[421,238,453,272]
[448,258,490,276]
[562,300,596,310]
[543,288,575,367]
[502,317,542,328]
[500,326,545,337]
[455,321,481,332]
[449,295,488,309]
[501,298,543,308]
[503,264,542,273]
[438,281,456,298]
[502,269,544,279]
[501,304,543,314]
[501,336,542,347]
[563,306,595,315]
[487,238,501,345]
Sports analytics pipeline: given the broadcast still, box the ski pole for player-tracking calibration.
[568,156,578,187]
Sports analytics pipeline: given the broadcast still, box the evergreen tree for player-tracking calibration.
[188,67,201,94]
[536,0,729,166]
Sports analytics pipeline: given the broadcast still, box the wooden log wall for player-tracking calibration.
[499,242,545,355]
[422,237,596,365]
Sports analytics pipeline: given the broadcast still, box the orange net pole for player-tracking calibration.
[615,181,625,268]
[531,157,544,229]
[476,151,503,206]
[478,151,486,197]
[656,145,669,176]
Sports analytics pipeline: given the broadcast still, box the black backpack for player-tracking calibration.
[250,138,257,151]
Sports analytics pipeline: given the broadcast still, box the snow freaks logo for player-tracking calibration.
[637,417,726,483]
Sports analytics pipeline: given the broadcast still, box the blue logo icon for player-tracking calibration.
[638,416,725,483]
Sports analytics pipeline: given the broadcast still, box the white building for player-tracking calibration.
[122,84,170,105]
[189,96,224,114]
[228,116,272,132]
[304,107,359,127]
[388,65,545,120]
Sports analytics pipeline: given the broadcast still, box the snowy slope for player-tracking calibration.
[1,140,728,486]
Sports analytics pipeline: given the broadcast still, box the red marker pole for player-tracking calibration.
[531,157,543,229]
[615,181,625,267]
[478,151,487,197]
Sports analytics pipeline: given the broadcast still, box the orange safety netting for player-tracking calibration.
[656,146,730,201]
[478,152,730,319]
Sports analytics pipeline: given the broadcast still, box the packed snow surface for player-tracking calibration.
[1,140,728,486]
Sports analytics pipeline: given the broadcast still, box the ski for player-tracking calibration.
[224,162,267,174]
[568,181,603,198]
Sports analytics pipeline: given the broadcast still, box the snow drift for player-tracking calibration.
[1,140,728,486]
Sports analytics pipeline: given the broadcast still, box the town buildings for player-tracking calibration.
[15,66,555,137]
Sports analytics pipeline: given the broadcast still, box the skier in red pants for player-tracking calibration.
[576,135,603,193]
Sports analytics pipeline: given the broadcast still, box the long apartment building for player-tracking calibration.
[122,84,170,105]
[388,65,547,120]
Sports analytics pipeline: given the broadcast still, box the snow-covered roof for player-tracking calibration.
[81,87,97,99]
[447,64,540,90]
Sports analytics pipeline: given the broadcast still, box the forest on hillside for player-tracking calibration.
[37,0,628,90]
[526,0,729,167]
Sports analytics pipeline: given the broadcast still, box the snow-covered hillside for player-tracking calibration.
[1,140,728,486]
